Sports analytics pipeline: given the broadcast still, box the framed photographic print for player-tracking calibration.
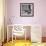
[20,3,34,17]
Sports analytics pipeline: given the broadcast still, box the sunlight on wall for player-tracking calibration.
[0,0,3,41]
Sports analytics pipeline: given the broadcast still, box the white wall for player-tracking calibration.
[0,0,4,42]
[6,0,46,37]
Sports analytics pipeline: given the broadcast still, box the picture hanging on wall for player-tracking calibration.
[20,3,34,17]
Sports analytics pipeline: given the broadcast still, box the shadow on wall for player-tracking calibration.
[42,26,46,42]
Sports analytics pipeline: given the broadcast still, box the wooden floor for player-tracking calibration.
[3,40,31,46]
[2,37,46,46]
[3,40,46,46]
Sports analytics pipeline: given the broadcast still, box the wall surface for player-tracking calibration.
[0,0,4,42]
[0,0,4,41]
[6,0,46,37]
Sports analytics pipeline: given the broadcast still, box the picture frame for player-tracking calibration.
[20,3,34,17]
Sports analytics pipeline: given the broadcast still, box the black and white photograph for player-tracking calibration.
[20,3,34,17]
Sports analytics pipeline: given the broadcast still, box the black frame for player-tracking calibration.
[20,3,34,17]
